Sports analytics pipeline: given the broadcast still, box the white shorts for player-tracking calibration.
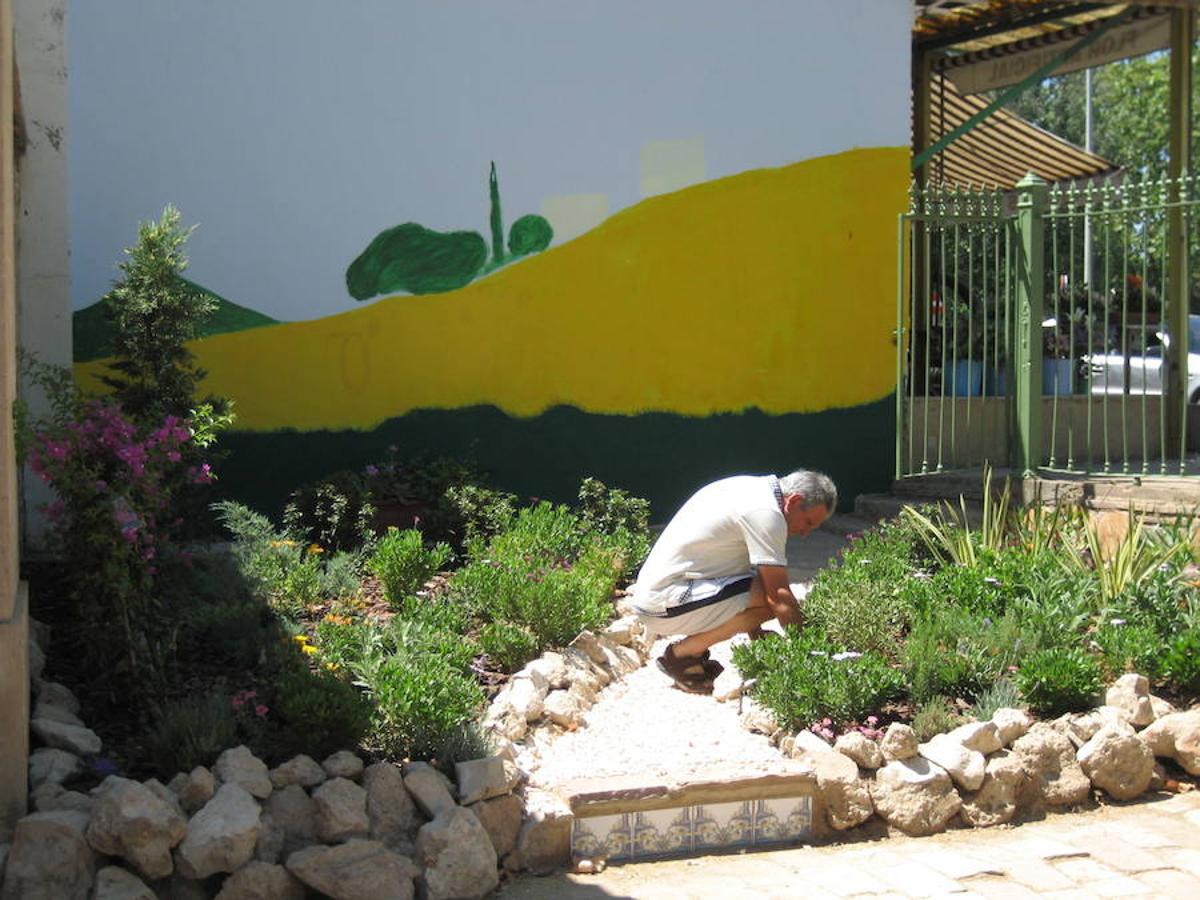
[636,573,754,637]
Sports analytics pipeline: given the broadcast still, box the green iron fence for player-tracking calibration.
[897,170,1200,480]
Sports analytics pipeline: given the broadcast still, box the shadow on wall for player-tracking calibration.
[214,399,895,521]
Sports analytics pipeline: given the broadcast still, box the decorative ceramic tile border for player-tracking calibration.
[572,796,813,861]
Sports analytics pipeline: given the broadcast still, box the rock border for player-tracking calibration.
[736,672,1198,838]
[2,614,655,897]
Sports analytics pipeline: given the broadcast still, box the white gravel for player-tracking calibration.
[520,527,850,791]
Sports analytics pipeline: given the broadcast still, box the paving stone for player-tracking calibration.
[1134,867,1200,896]
[1001,857,1077,892]
[1064,836,1167,873]
[871,860,965,897]
[995,836,1090,862]
[1160,847,1200,876]
[962,876,1042,899]
[1081,876,1155,896]
[1052,856,1128,884]
[788,860,892,897]
[908,848,1003,881]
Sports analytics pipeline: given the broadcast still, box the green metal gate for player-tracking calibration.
[897,171,1200,480]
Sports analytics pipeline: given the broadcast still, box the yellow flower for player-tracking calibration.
[292,634,310,645]
[301,644,318,656]
[307,544,325,555]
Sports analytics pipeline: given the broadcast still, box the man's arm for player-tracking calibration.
[756,564,804,629]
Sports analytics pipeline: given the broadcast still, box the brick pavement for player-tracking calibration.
[499,789,1200,899]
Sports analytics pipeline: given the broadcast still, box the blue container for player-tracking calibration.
[946,359,984,397]
[1043,358,1074,395]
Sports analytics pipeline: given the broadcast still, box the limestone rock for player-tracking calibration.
[946,721,1002,755]
[1149,694,1177,720]
[0,809,96,900]
[470,794,523,859]
[37,681,81,716]
[959,750,1026,828]
[214,746,272,800]
[513,789,572,875]
[143,778,185,820]
[869,758,961,836]
[1055,707,1134,747]
[526,652,568,690]
[32,784,94,815]
[32,699,85,727]
[805,746,872,831]
[918,735,986,792]
[312,778,369,844]
[1105,673,1154,727]
[456,755,514,806]
[269,755,326,789]
[789,730,835,758]
[256,787,320,862]
[543,689,587,729]
[1139,710,1200,774]
[286,839,418,900]
[601,616,638,646]
[28,747,83,788]
[1012,723,1091,807]
[28,638,46,682]
[86,776,187,880]
[880,723,919,761]
[568,631,608,667]
[834,732,883,770]
[563,647,610,689]
[363,762,422,852]
[991,707,1033,746]
[215,861,305,900]
[402,762,457,819]
[321,750,364,780]
[92,865,155,900]
[1077,725,1155,800]
[30,718,102,756]
[740,699,779,736]
[501,675,547,723]
[483,706,528,743]
[174,783,261,880]
[415,807,499,900]
[178,767,216,815]
[1149,762,1168,792]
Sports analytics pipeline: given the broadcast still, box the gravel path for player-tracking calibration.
[522,527,853,789]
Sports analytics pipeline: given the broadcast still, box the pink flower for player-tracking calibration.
[255,705,269,718]
[231,696,244,710]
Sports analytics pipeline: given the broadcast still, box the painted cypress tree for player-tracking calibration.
[489,161,505,266]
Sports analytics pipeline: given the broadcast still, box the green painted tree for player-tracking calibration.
[508,214,553,258]
[346,223,488,300]
[489,161,505,267]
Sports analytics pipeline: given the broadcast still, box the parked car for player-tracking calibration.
[1086,314,1200,403]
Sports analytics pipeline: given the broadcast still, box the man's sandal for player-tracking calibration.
[657,642,721,693]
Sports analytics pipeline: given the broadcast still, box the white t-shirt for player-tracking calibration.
[632,475,788,615]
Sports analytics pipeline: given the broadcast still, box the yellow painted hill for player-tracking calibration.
[78,146,908,431]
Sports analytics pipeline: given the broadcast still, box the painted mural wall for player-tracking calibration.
[68,0,912,516]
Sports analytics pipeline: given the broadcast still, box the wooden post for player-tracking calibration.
[0,0,30,841]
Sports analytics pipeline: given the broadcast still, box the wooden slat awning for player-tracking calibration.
[925,74,1119,188]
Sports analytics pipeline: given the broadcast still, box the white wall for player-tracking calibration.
[67,0,911,323]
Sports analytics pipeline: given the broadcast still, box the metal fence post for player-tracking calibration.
[1013,173,1046,477]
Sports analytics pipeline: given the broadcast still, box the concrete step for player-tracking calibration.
[559,765,821,864]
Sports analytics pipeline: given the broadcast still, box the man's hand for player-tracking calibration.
[756,565,804,629]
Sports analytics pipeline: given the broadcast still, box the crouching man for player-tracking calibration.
[630,469,836,693]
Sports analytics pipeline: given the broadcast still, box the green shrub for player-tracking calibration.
[368,528,452,607]
[1161,629,1200,695]
[282,471,376,555]
[433,721,495,774]
[911,696,965,742]
[1091,621,1164,681]
[266,665,373,763]
[313,616,375,674]
[1016,648,1103,717]
[968,678,1023,720]
[145,694,237,777]
[478,620,540,672]
[576,477,652,577]
[732,627,905,730]
[905,608,1032,704]
[443,484,517,547]
[804,524,920,654]
[354,648,485,762]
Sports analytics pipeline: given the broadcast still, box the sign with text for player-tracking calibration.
[944,13,1170,96]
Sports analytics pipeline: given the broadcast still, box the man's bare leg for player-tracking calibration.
[672,572,773,658]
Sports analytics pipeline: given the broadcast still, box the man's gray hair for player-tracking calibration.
[778,469,837,512]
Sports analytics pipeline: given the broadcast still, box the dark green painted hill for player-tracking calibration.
[73,279,279,362]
